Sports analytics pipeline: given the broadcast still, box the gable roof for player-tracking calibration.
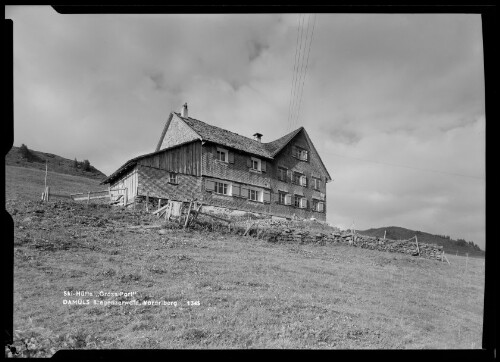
[174,113,274,159]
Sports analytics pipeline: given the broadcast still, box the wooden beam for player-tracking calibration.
[152,204,170,215]
[184,201,193,229]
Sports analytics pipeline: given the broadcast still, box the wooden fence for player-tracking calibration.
[41,186,129,205]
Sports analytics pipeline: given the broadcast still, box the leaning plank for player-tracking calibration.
[243,223,255,236]
[196,211,231,224]
[152,204,169,215]
[184,201,193,229]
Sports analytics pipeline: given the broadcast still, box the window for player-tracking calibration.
[294,195,302,208]
[293,146,309,161]
[214,181,229,195]
[279,192,287,205]
[312,199,319,211]
[249,189,259,201]
[216,147,228,162]
[293,172,301,185]
[278,167,287,182]
[169,172,177,183]
[313,177,321,190]
[251,157,261,171]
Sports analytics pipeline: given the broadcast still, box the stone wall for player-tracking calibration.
[227,220,444,261]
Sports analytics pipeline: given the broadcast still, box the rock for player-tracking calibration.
[158,229,167,235]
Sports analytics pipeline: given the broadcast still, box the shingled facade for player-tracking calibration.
[102,104,332,220]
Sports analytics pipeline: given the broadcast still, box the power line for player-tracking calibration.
[289,14,306,131]
[287,14,304,131]
[326,151,485,180]
[291,14,311,129]
[293,14,316,128]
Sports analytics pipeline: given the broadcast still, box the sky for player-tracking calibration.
[5,7,486,248]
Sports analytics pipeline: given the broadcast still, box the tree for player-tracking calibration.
[19,144,31,160]
[82,159,91,171]
[73,158,78,168]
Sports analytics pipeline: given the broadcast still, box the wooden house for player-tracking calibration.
[101,104,332,220]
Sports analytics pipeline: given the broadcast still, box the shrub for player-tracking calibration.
[73,158,78,168]
[82,160,91,172]
[19,144,32,160]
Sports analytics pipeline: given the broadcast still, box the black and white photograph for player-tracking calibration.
[4,5,489,354]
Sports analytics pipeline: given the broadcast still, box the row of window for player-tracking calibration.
[277,192,325,212]
[278,167,322,190]
[215,147,322,190]
[205,179,325,212]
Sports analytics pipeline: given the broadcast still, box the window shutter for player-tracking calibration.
[205,179,215,191]
[228,152,234,164]
[300,198,306,208]
[246,158,251,168]
[300,175,306,186]
[232,184,240,197]
[263,191,271,203]
[241,186,249,198]
[303,150,309,161]
[287,170,292,183]
[318,202,324,212]
[285,194,291,205]
[306,199,310,210]
[261,161,266,173]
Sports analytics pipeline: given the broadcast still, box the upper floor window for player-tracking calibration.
[293,145,309,161]
[278,167,287,182]
[251,157,261,171]
[312,199,318,211]
[294,195,302,208]
[293,172,301,185]
[216,147,228,162]
[312,177,321,190]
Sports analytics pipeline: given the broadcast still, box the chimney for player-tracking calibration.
[253,132,263,143]
[181,103,188,118]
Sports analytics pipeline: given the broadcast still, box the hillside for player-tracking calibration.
[6,145,106,181]
[5,165,485,353]
[358,226,484,258]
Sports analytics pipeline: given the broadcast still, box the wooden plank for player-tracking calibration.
[184,201,193,229]
[152,204,170,215]
[197,211,231,224]
[244,222,255,236]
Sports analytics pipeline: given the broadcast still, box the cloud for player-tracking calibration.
[6,8,485,248]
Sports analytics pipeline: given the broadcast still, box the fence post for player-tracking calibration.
[146,192,149,212]
[124,189,128,206]
[87,191,90,205]
[46,186,50,201]
[415,235,420,255]
[158,198,161,211]
[108,186,111,201]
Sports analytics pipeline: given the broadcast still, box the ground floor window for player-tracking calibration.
[249,189,259,201]
[215,181,229,195]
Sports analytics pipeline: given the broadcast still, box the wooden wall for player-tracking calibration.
[110,167,138,201]
[138,141,202,176]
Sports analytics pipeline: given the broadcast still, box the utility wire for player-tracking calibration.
[289,14,306,131]
[326,151,485,180]
[293,13,316,128]
[287,14,304,131]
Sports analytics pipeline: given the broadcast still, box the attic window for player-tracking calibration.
[251,157,261,171]
[169,172,178,184]
[293,145,309,161]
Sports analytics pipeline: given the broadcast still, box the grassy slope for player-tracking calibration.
[6,167,485,352]
[6,166,104,202]
[6,146,107,181]
[358,226,484,258]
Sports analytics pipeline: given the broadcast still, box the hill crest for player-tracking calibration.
[358,226,484,257]
[6,145,107,181]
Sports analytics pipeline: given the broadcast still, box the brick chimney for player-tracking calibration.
[253,132,263,142]
[181,103,188,118]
